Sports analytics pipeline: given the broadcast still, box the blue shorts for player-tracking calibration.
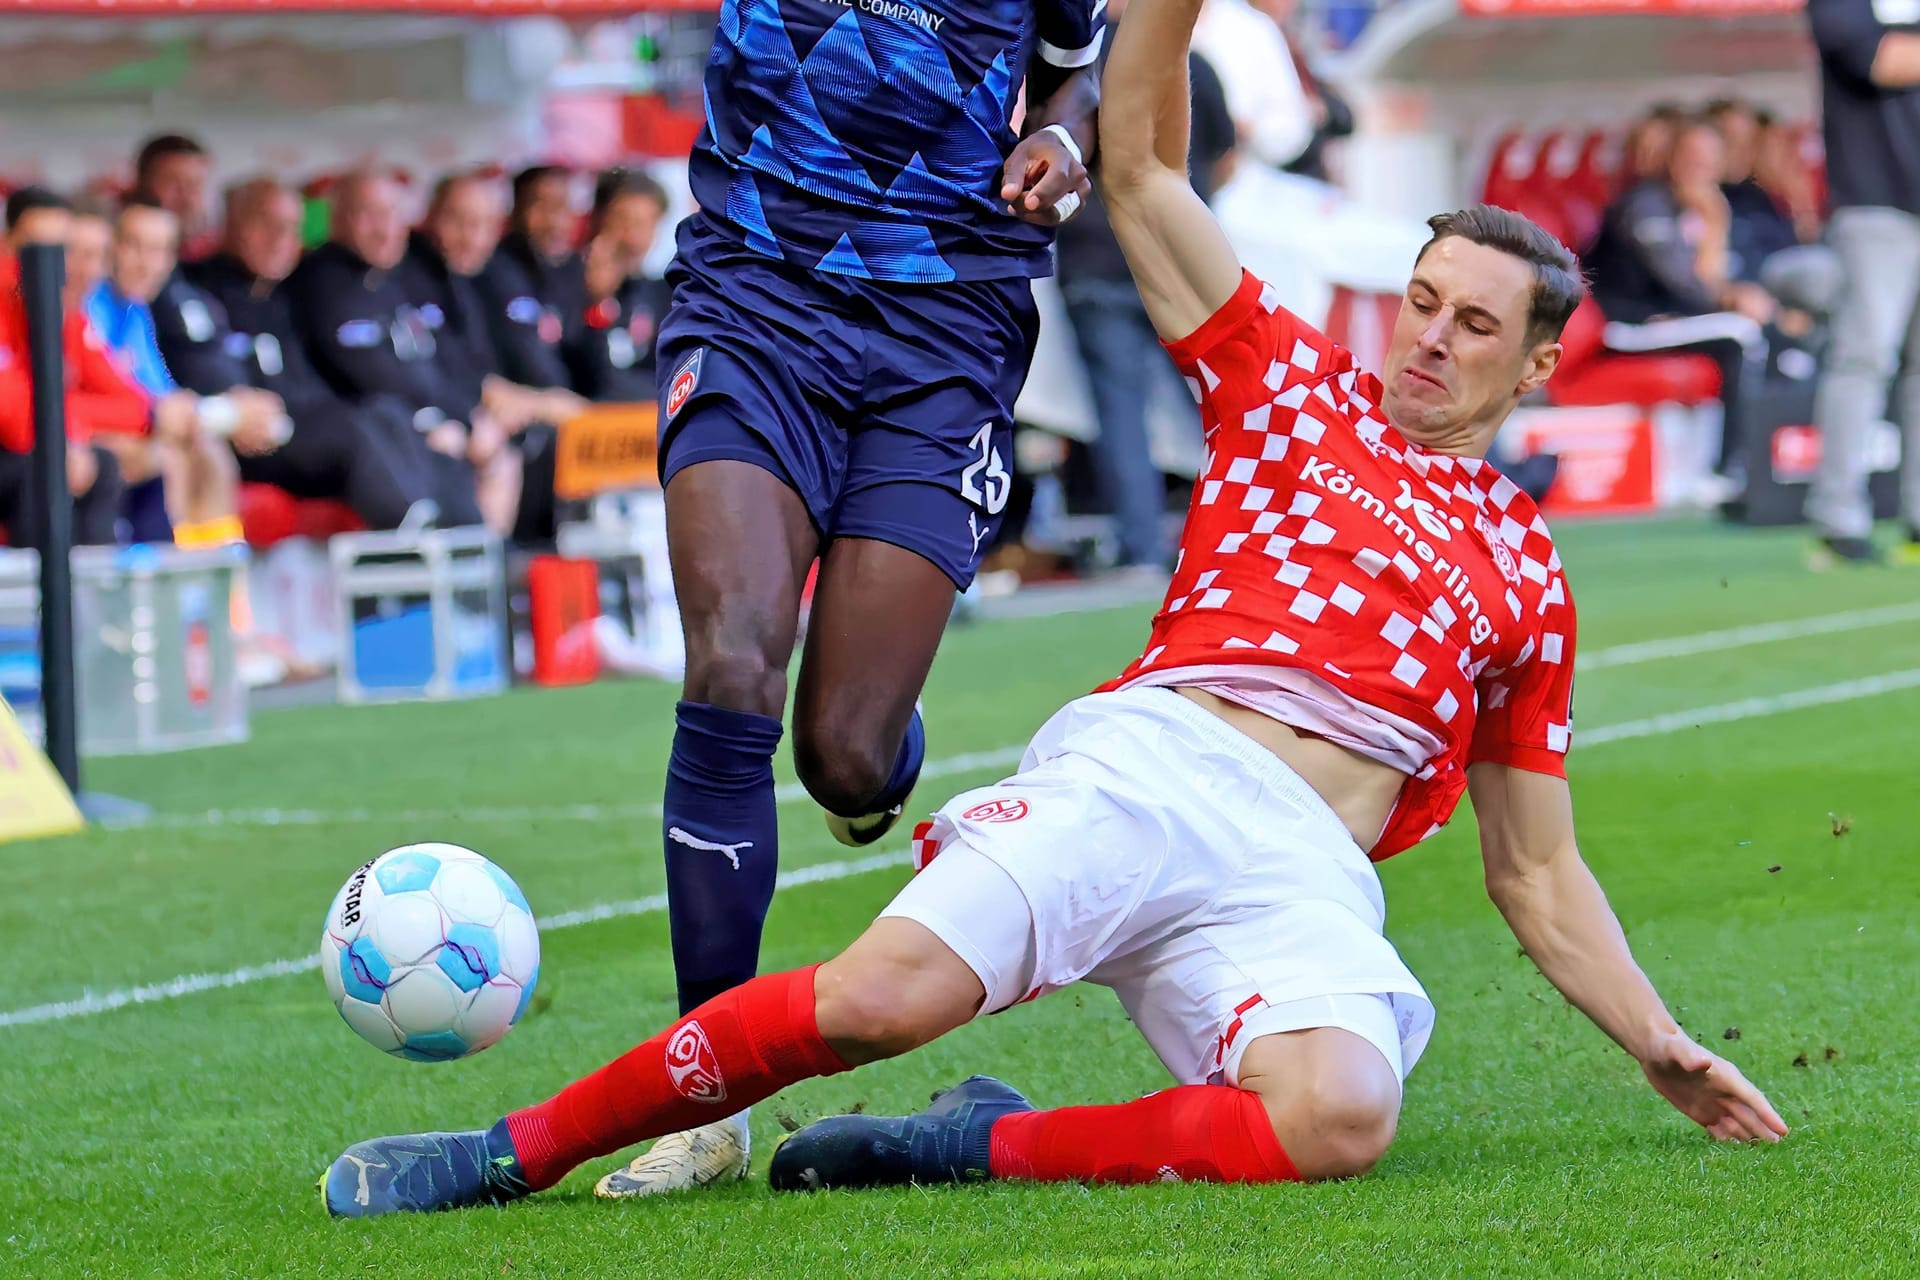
[655,214,1040,589]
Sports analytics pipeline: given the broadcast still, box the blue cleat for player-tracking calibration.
[769,1075,1033,1191]
[322,1119,531,1218]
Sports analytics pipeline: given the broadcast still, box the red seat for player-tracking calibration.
[1481,131,1535,209]
[238,483,364,549]
[1547,300,1721,408]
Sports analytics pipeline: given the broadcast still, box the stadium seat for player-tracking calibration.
[1546,299,1721,408]
[237,483,364,549]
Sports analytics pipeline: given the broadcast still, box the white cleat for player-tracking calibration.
[594,1112,751,1199]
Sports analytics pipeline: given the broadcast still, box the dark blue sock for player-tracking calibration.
[662,699,784,1014]
[870,706,925,813]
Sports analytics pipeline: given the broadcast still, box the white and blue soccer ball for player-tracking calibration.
[320,842,540,1062]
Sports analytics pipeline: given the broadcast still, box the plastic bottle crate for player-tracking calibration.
[330,527,507,704]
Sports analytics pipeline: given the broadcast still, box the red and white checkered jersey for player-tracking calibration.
[1099,271,1577,860]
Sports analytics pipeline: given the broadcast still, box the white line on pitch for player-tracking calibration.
[97,604,1920,833]
[12,666,1920,1032]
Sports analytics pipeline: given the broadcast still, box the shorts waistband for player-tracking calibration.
[1112,686,1362,856]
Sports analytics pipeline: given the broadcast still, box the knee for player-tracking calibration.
[1253,1057,1400,1182]
[681,627,789,717]
[812,923,981,1065]
[792,713,894,817]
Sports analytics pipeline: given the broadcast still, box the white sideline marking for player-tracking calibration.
[98,604,1920,833]
[1574,601,1920,672]
[11,666,1920,1032]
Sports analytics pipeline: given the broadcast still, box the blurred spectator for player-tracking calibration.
[1753,113,1825,246]
[1586,117,1774,491]
[1621,104,1687,189]
[407,171,583,541]
[567,168,672,402]
[158,182,447,532]
[1706,99,1809,288]
[80,197,271,545]
[1282,39,1353,187]
[1806,0,1920,563]
[1055,31,1232,571]
[133,133,215,262]
[1193,0,1313,170]
[476,165,585,391]
[285,171,494,528]
[0,189,128,549]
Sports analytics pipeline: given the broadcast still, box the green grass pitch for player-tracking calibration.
[4,517,1919,1278]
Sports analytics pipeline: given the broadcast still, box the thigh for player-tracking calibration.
[655,219,864,533]
[842,277,1039,589]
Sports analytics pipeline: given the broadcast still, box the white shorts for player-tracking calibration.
[882,686,1435,1088]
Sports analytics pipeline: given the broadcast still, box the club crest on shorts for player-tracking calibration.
[665,349,704,421]
[664,1019,727,1103]
[963,797,1030,824]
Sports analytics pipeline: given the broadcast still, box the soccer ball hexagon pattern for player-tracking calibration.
[320,843,540,1062]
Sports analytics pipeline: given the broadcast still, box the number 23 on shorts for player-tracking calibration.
[959,422,1010,515]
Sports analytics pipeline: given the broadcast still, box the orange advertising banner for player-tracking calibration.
[553,403,661,502]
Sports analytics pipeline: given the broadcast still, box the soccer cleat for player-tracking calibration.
[1808,535,1883,569]
[769,1075,1033,1191]
[824,802,908,848]
[321,1119,530,1218]
[593,1112,751,1199]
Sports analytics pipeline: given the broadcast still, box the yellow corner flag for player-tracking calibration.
[0,697,84,842]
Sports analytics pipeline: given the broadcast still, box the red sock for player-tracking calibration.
[988,1085,1300,1185]
[504,965,849,1190]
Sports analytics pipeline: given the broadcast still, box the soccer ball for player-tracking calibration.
[320,842,540,1062]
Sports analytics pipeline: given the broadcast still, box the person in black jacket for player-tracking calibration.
[476,165,586,392]
[405,171,586,541]
[568,168,674,403]
[284,171,492,527]
[157,182,441,530]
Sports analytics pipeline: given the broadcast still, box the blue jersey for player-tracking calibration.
[690,0,1105,285]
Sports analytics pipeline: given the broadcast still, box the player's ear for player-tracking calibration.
[1514,339,1561,398]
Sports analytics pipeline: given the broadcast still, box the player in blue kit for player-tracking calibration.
[599,0,1105,1198]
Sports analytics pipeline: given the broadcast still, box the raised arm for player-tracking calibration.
[1468,763,1787,1143]
[1096,0,1243,340]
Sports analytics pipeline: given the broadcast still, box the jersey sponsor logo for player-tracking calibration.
[665,349,704,421]
[1299,455,1500,647]
[1476,513,1521,585]
[963,797,1029,824]
[819,0,947,33]
[664,1020,728,1104]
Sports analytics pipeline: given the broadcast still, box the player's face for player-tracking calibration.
[1382,237,1558,452]
[112,206,180,304]
[430,181,503,277]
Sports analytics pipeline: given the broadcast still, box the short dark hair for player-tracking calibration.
[1647,101,1688,123]
[5,186,71,231]
[1702,97,1753,122]
[511,164,569,213]
[118,191,170,217]
[591,167,669,221]
[1417,204,1587,345]
[134,133,207,183]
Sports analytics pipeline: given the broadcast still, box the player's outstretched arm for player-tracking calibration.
[1468,763,1789,1144]
[1095,0,1243,342]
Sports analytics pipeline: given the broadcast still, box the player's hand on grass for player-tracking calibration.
[1001,129,1090,226]
[1639,1029,1788,1143]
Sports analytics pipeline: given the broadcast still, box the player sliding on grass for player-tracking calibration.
[322,0,1786,1215]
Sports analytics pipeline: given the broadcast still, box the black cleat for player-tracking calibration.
[322,1119,530,1218]
[770,1075,1033,1192]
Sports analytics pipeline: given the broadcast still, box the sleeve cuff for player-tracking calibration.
[1162,269,1264,366]
[1038,27,1107,68]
